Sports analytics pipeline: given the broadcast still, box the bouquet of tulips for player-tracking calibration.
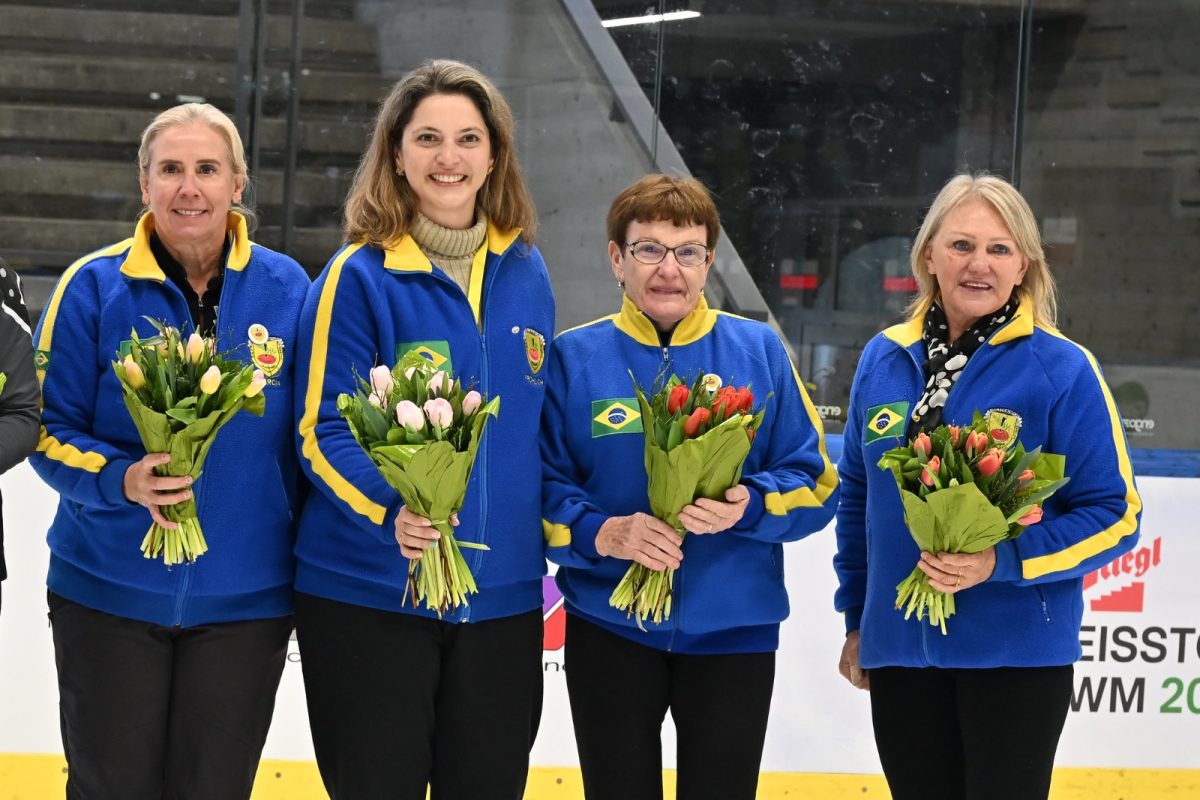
[337,353,500,616]
[877,413,1069,634]
[113,319,267,565]
[610,371,767,628]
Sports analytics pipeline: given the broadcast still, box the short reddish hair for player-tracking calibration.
[606,174,720,249]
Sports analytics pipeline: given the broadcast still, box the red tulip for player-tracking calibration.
[667,384,690,415]
[734,387,754,412]
[1017,506,1044,526]
[920,455,941,487]
[683,407,711,438]
[977,448,1004,477]
[948,425,961,447]
[713,386,737,418]
[913,433,932,458]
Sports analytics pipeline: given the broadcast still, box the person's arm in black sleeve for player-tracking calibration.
[0,262,40,474]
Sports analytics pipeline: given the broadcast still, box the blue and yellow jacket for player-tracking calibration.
[833,299,1142,668]
[294,223,554,623]
[542,295,839,654]
[31,212,309,627]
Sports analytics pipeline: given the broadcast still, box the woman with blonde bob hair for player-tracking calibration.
[293,59,554,800]
[32,101,308,799]
[834,173,1141,800]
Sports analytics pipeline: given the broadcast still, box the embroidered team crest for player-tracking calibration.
[591,398,643,437]
[984,408,1022,451]
[247,324,284,377]
[864,402,909,444]
[524,329,546,375]
[701,373,723,394]
[396,340,452,372]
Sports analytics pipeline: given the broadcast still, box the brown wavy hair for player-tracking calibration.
[343,59,536,245]
[606,173,720,249]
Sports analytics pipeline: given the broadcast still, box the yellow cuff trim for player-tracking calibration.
[543,519,571,548]
[36,428,107,473]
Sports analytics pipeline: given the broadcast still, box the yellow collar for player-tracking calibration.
[383,218,520,273]
[613,293,717,347]
[120,211,252,280]
[883,296,1039,348]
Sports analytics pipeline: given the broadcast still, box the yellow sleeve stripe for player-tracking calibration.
[297,244,388,526]
[36,427,107,473]
[36,241,130,391]
[543,519,572,547]
[1021,338,1142,580]
[763,361,839,515]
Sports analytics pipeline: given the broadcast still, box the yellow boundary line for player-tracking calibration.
[2,755,1198,798]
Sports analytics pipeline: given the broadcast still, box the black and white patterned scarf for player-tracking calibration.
[910,295,1020,436]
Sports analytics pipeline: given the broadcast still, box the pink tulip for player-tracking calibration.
[403,366,418,380]
[948,425,961,447]
[462,390,482,416]
[367,393,384,408]
[1017,506,1044,526]
[426,371,451,396]
[920,455,941,487]
[966,430,988,456]
[423,397,453,429]
[370,365,394,398]
[243,369,266,398]
[396,399,425,431]
[1019,469,1036,483]
[912,433,932,458]
[977,448,1004,477]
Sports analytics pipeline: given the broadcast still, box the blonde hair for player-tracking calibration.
[343,59,536,246]
[908,173,1057,327]
[606,174,720,249]
[137,102,255,228]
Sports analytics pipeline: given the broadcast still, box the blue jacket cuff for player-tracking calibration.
[98,458,135,508]
[573,510,608,560]
[732,486,765,532]
[843,607,863,634]
[989,539,1022,582]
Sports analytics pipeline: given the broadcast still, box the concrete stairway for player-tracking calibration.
[0,0,391,314]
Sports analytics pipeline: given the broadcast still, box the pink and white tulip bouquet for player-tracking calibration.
[112,319,267,565]
[337,353,499,616]
[876,413,1069,634]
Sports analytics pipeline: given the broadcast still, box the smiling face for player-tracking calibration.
[395,92,493,229]
[611,218,713,331]
[139,123,242,254]
[925,197,1028,341]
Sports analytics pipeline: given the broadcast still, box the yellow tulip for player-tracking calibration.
[199,365,222,395]
[186,333,206,364]
[122,356,146,390]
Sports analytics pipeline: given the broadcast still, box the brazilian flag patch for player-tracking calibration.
[396,340,452,372]
[591,398,642,437]
[34,349,51,370]
[864,401,909,444]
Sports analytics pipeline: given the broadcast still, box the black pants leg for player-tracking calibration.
[564,614,775,800]
[870,665,1073,800]
[49,592,292,800]
[295,592,542,800]
[565,614,672,800]
[165,615,293,798]
[671,648,774,800]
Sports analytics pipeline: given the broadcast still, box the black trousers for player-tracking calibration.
[869,664,1075,800]
[48,591,292,800]
[293,592,543,800]
[563,613,775,800]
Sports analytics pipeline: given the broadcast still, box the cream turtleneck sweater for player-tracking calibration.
[410,211,487,295]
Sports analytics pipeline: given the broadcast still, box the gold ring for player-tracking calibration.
[708,523,714,533]
[955,576,963,589]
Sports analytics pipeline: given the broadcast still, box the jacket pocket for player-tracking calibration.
[1033,585,1052,623]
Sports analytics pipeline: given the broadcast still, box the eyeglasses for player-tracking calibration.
[626,240,711,269]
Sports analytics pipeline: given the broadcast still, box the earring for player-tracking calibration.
[616,278,625,291]
[395,166,404,177]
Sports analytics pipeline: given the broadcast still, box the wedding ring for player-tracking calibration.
[955,576,963,589]
[707,523,714,533]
